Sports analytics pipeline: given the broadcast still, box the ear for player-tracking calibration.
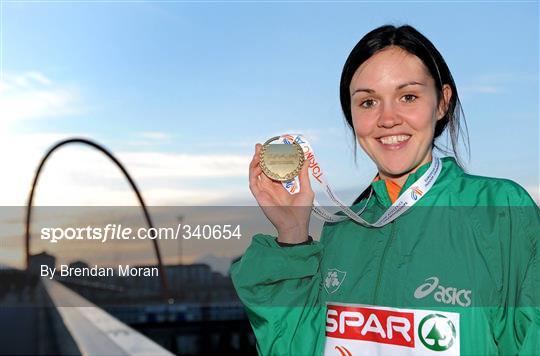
[437,84,452,120]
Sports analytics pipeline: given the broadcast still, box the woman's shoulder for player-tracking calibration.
[461,171,521,188]
[447,164,537,207]
[432,156,536,207]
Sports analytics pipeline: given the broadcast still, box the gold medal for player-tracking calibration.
[259,136,305,181]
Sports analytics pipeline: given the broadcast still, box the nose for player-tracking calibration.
[377,102,402,128]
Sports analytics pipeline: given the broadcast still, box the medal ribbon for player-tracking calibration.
[277,134,442,227]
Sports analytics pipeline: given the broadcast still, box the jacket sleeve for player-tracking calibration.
[230,233,326,356]
[494,184,540,355]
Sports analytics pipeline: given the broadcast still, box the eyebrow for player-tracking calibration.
[351,81,426,96]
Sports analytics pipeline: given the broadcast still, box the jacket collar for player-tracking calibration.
[370,156,463,207]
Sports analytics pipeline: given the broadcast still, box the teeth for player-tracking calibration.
[380,135,411,145]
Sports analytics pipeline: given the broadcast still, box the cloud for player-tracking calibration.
[0,72,83,207]
[136,132,170,140]
[458,71,538,97]
[0,132,251,206]
[118,151,248,179]
[460,85,502,94]
[0,72,251,206]
[472,73,537,84]
[122,132,176,147]
[0,72,81,125]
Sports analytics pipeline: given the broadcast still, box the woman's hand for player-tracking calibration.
[249,143,314,244]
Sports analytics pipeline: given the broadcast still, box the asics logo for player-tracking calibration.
[414,276,472,307]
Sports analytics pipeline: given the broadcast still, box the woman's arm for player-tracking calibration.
[230,234,326,355]
[494,184,540,355]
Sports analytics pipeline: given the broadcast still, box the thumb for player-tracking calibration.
[298,159,313,193]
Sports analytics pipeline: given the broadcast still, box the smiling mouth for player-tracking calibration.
[378,134,411,145]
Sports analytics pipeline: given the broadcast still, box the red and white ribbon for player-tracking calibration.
[276,134,442,227]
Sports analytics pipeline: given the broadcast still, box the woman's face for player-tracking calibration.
[350,46,451,181]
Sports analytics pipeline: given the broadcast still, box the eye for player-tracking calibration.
[360,99,377,109]
[401,94,417,103]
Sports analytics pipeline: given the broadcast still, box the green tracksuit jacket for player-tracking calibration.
[231,157,540,355]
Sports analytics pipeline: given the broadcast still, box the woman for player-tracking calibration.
[231,25,539,355]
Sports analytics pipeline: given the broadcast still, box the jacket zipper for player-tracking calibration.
[372,220,396,304]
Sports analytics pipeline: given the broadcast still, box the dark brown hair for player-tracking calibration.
[342,25,469,204]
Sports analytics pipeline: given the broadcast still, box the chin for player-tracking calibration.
[377,156,419,178]
[381,165,414,178]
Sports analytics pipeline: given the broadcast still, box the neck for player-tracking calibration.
[378,152,433,187]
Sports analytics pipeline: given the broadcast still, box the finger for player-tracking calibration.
[298,159,313,193]
[260,170,274,186]
[249,156,260,177]
[249,184,262,200]
[258,170,286,198]
[249,167,260,191]
[248,143,263,182]
[249,147,263,195]
[252,164,262,176]
[249,144,262,169]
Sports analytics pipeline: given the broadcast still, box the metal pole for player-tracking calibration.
[25,137,171,300]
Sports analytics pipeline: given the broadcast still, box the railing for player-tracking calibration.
[42,278,174,356]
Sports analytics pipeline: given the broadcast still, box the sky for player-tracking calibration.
[0,1,538,207]
[0,1,538,267]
